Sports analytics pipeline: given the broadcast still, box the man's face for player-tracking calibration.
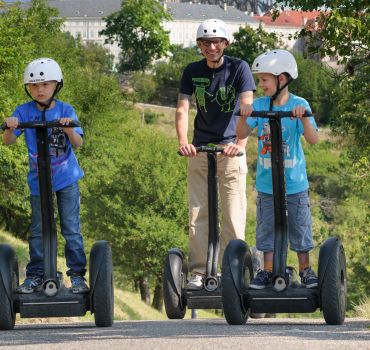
[197,38,227,63]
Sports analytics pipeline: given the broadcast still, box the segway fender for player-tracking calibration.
[168,248,184,296]
[318,237,342,292]
[225,240,249,295]
[89,240,110,298]
[0,244,16,301]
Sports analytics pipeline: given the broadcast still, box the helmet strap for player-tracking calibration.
[269,74,293,110]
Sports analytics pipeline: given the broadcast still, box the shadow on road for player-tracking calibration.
[0,318,369,347]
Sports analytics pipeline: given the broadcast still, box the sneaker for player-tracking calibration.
[249,270,273,290]
[187,274,204,290]
[299,267,318,288]
[70,275,89,294]
[16,276,43,294]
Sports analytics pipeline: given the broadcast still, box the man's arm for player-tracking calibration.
[176,94,197,156]
[236,91,254,148]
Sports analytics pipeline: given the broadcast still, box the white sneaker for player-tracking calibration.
[187,274,204,290]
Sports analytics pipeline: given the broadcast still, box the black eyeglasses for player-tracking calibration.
[200,39,224,47]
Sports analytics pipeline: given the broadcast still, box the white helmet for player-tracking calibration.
[252,50,298,79]
[24,58,63,84]
[196,19,230,43]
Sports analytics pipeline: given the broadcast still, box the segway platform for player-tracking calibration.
[247,286,319,314]
[185,287,223,309]
[15,286,89,318]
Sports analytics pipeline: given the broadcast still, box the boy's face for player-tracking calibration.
[257,73,278,97]
[27,81,58,103]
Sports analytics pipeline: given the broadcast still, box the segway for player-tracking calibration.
[221,111,347,325]
[163,146,243,318]
[0,119,114,330]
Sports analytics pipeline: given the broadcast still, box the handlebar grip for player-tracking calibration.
[1,119,80,130]
[178,146,244,157]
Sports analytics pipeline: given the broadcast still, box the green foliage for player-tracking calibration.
[275,0,369,65]
[290,55,336,125]
[80,114,188,283]
[100,0,171,72]
[151,45,202,105]
[130,72,158,103]
[143,110,162,124]
[225,24,284,65]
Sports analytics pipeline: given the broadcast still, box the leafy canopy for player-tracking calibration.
[100,0,171,72]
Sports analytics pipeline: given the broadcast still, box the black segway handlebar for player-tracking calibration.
[178,145,244,157]
[236,110,313,119]
[1,119,80,130]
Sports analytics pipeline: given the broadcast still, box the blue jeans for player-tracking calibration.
[26,182,87,278]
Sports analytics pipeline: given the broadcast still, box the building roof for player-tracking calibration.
[47,0,258,24]
[165,3,259,24]
[255,10,322,27]
[48,0,122,18]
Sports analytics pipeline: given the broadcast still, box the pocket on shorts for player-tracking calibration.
[296,195,312,227]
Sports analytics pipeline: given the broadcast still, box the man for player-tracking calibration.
[176,19,255,290]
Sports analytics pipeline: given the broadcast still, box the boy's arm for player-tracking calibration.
[3,130,17,145]
[292,106,318,145]
[64,129,83,148]
[2,116,19,145]
[302,118,318,144]
[59,118,83,148]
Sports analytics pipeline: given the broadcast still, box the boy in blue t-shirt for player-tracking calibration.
[237,50,319,289]
[3,58,89,294]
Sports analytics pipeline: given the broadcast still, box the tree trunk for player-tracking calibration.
[138,275,150,304]
[152,279,163,311]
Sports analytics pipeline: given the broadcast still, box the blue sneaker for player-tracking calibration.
[70,275,89,294]
[299,267,318,288]
[17,276,43,294]
[249,270,273,290]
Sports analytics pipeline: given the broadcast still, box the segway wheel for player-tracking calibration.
[320,240,347,325]
[0,244,19,330]
[221,239,253,325]
[90,241,114,327]
[163,250,186,319]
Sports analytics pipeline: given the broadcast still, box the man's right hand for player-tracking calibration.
[178,143,197,157]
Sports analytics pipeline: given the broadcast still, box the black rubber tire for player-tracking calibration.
[0,244,18,330]
[90,243,114,327]
[221,240,253,325]
[163,253,186,319]
[321,243,347,325]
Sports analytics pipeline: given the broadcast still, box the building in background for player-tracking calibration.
[47,1,333,68]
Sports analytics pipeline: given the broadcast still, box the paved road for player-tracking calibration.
[1,318,369,350]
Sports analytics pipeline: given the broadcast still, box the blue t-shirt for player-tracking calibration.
[180,55,256,146]
[247,94,317,195]
[12,100,84,195]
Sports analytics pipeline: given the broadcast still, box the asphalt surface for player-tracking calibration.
[0,318,369,350]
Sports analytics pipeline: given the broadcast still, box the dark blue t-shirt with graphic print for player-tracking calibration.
[179,55,256,146]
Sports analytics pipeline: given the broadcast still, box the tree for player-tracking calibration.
[274,0,369,66]
[225,24,284,65]
[100,0,171,72]
[274,1,369,184]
